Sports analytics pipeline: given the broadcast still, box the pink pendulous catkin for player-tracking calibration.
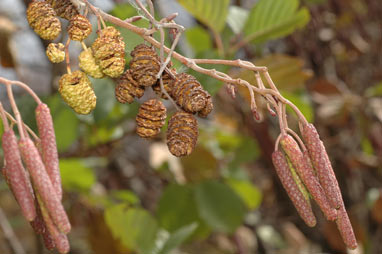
[280,134,338,221]
[2,130,36,221]
[272,150,317,227]
[301,123,342,209]
[37,195,70,254]
[18,137,71,234]
[336,205,358,250]
[30,202,56,250]
[35,103,62,200]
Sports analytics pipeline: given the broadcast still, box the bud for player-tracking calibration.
[301,123,342,209]
[59,70,97,115]
[68,14,92,41]
[136,99,166,138]
[46,43,65,63]
[19,138,71,234]
[336,206,357,250]
[2,130,36,221]
[280,135,337,221]
[130,44,160,87]
[272,151,316,227]
[35,103,62,200]
[47,0,79,20]
[171,73,209,113]
[78,50,104,79]
[115,69,145,104]
[26,1,61,40]
[167,112,198,157]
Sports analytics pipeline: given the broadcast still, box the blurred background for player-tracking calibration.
[0,0,381,253]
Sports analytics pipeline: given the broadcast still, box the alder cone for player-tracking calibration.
[167,112,198,157]
[152,68,177,99]
[2,130,36,221]
[130,44,160,87]
[36,103,62,200]
[336,206,357,250]
[92,26,125,78]
[47,0,79,20]
[115,69,144,104]
[198,94,213,118]
[272,150,316,227]
[302,123,342,209]
[172,73,209,113]
[19,138,71,234]
[136,99,166,138]
[46,43,65,63]
[78,50,104,79]
[280,135,337,221]
[68,14,92,41]
[59,70,96,115]
[26,1,61,40]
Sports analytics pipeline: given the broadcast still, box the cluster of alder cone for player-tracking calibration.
[1,103,70,253]
[9,0,356,252]
[27,0,213,157]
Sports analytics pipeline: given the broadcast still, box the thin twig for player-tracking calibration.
[0,78,41,104]
[0,207,26,254]
[6,85,25,140]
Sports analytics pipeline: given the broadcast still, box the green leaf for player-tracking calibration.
[157,184,201,232]
[226,179,262,210]
[178,0,230,32]
[105,205,158,253]
[194,180,246,233]
[227,6,249,34]
[185,26,212,53]
[92,78,116,125]
[158,223,198,254]
[47,94,79,152]
[109,190,140,205]
[60,158,95,192]
[243,0,310,43]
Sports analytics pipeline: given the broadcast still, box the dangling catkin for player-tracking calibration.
[19,138,71,234]
[2,130,36,221]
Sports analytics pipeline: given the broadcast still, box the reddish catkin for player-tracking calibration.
[336,206,358,249]
[2,130,36,221]
[301,123,342,209]
[37,195,70,254]
[35,103,62,200]
[272,151,317,227]
[19,138,71,234]
[30,201,45,235]
[280,135,338,221]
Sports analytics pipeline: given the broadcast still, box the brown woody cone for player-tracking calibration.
[26,1,61,40]
[2,130,36,221]
[198,94,213,118]
[68,14,92,41]
[46,43,65,63]
[130,44,160,86]
[167,112,198,157]
[171,73,209,113]
[46,0,79,20]
[92,26,125,78]
[336,205,358,250]
[115,69,145,104]
[152,68,177,99]
[280,135,337,221]
[35,103,62,200]
[301,123,342,209]
[19,138,71,234]
[136,99,166,138]
[272,151,316,227]
[37,195,70,254]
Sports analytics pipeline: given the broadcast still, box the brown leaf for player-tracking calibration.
[0,16,17,68]
[371,192,382,224]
